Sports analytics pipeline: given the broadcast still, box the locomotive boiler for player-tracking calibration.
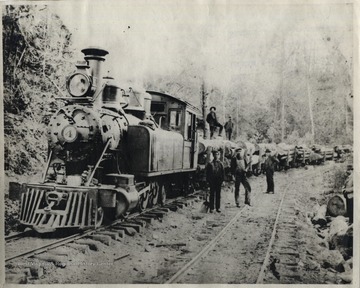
[19,48,200,232]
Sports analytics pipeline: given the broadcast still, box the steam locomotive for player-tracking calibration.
[19,48,200,232]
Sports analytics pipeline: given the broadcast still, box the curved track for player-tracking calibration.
[5,193,201,263]
[164,171,306,284]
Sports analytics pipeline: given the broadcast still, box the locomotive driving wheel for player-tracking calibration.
[138,189,149,212]
[158,183,167,206]
[95,207,104,228]
[148,182,159,207]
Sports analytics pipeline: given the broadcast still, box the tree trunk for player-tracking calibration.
[201,82,208,139]
[236,93,239,138]
[306,38,315,144]
[307,80,315,144]
[327,195,347,217]
[281,92,285,142]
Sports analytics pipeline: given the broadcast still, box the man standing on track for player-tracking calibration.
[264,148,279,194]
[206,106,223,139]
[231,147,252,206]
[206,149,224,213]
[343,163,353,223]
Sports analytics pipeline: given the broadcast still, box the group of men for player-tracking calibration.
[206,106,234,140]
[206,146,279,213]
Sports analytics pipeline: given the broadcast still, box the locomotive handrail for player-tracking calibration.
[86,139,111,186]
[41,150,53,183]
[89,83,106,103]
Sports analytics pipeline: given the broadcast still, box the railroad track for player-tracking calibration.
[164,170,307,284]
[5,192,201,264]
[5,231,33,242]
[6,168,317,284]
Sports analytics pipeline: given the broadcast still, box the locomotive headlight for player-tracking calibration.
[67,73,92,97]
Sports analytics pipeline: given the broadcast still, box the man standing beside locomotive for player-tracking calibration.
[206,149,224,213]
[206,106,223,139]
[264,149,279,194]
[231,147,252,207]
[224,116,234,140]
[343,163,353,223]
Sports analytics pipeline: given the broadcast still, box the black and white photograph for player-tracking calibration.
[2,0,358,285]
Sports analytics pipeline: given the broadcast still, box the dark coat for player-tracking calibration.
[206,111,218,127]
[206,160,224,183]
[231,153,248,175]
[264,155,279,173]
[224,120,234,131]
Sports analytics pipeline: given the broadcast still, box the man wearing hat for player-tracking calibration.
[206,106,223,139]
[343,163,354,223]
[224,116,234,140]
[231,147,251,206]
[206,149,224,213]
[264,148,279,193]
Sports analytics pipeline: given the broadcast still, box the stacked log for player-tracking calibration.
[312,204,327,226]
[328,216,352,259]
[198,138,237,173]
[326,195,347,217]
[277,143,296,167]
[309,151,324,164]
[198,138,236,159]
[322,147,335,160]
[295,145,311,164]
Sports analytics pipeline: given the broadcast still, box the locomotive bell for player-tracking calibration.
[102,75,124,111]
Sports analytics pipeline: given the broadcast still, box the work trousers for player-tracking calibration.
[345,196,353,223]
[209,181,222,210]
[266,171,275,193]
[226,130,232,140]
[235,173,251,205]
[210,123,223,138]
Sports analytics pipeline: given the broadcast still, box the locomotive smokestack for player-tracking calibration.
[81,47,109,91]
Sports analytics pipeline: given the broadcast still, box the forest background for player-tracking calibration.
[2,3,354,176]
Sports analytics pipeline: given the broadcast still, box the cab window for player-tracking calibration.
[169,109,182,131]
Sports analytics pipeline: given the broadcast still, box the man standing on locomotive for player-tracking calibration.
[206,106,223,139]
[224,116,234,140]
[206,149,224,213]
[231,147,252,207]
[264,148,279,194]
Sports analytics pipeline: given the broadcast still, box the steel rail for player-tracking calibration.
[5,231,32,242]
[165,170,306,284]
[255,180,293,284]
[165,201,249,283]
[5,191,201,263]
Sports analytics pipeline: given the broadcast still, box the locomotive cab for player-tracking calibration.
[147,91,200,169]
